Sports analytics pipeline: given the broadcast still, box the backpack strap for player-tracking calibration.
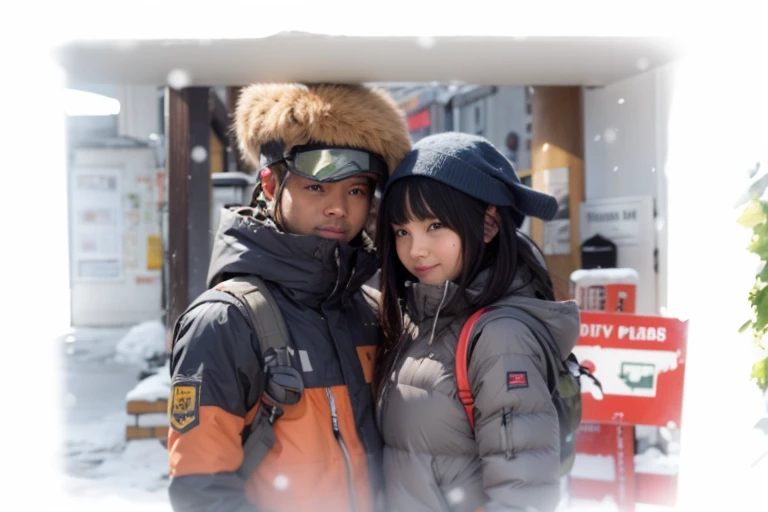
[214,275,291,364]
[455,308,491,430]
[211,276,304,478]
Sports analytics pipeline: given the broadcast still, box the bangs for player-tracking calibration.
[383,177,469,230]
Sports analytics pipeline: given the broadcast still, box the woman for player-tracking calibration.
[374,132,581,512]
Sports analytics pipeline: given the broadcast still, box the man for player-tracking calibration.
[167,83,411,512]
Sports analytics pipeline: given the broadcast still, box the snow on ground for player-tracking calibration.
[114,319,167,365]
[61,325,171,511]
[126,360,171,402]
[63,439,170,511]
[635,448,680,476]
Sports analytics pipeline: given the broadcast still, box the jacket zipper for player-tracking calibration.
[500,407,514,460]
[341,267,357,305]
[431,481,453,512]
[328,247,343,299]
[322,247,366,512]
[427,281,450,345]
[326,387,359,512]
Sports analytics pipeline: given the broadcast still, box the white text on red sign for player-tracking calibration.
[580,323,667,342]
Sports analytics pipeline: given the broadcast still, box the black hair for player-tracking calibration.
[374,176,554,388]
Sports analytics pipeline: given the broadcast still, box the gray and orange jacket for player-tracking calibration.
[167,206,383,512]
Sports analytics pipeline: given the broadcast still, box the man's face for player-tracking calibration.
[276,173,374,243]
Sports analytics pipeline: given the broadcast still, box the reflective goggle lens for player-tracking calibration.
[290,148,387,182]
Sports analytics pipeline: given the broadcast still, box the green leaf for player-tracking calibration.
[748,233,768,260]
[760,263,768,284]
[740,200,768,389]
[752,285,768,331]
[754,219,768,240]
[739,319,753,333]
[738,200,767,228]
[752,357,768,392]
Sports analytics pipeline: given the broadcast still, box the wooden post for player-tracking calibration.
[166,86,211,337]
[210,90,230,173]
[530,86,585,301]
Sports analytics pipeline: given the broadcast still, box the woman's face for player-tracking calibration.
[392,217,463,285]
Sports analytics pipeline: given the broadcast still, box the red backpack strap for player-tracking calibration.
[455,308,490,430]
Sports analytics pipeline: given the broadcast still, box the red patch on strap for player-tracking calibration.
[507,371,529,390]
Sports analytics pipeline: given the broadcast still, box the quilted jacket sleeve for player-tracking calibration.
[467,317,561,512]
[168,300,264,512]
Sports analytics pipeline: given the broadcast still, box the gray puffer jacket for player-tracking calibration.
[376,270,580,512]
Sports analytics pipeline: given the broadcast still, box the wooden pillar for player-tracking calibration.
[209,89,230,173]
[166,86,211,335]
[530,87,585,301]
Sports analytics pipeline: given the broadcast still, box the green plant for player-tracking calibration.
[738,199,768,392]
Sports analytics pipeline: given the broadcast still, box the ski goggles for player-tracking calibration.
[267,145,389,185]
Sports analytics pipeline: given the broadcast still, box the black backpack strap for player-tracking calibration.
[568,353,604,394]
[215,276,304,417]
[216,276,292,365]
[178,276,304,479]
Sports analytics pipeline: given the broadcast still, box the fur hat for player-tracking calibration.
[234,83,412,174]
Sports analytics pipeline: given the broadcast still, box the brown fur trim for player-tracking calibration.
[234,83,411,174]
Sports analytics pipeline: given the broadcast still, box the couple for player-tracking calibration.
[167,83,580,512]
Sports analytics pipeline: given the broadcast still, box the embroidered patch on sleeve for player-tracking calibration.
[507,371,529,390]
[169,379,201,433]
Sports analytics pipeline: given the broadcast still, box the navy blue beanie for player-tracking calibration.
[383,132,558,227]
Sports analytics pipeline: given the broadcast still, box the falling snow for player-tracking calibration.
[190,146,208,163]
[166,69,191,90]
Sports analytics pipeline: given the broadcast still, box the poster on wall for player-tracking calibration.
[542,167,570,255]
[580,196,656,314]
[71,168,123,281]
[130,171,164,282]
[146,234,163,271]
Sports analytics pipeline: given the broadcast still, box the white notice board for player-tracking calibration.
[70,168,123,281]
[579,196,656,314]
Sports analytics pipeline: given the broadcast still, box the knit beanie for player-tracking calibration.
[384,132,558,226]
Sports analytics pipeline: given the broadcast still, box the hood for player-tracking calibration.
[207,206,378,308]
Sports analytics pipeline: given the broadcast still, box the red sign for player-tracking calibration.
[407,109,431,132]
[569,423,637,512]
[574,282,637,313]
[574,312,689,427]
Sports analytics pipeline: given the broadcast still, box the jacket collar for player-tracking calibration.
[207,206,378,308]
[404,262,540,342]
